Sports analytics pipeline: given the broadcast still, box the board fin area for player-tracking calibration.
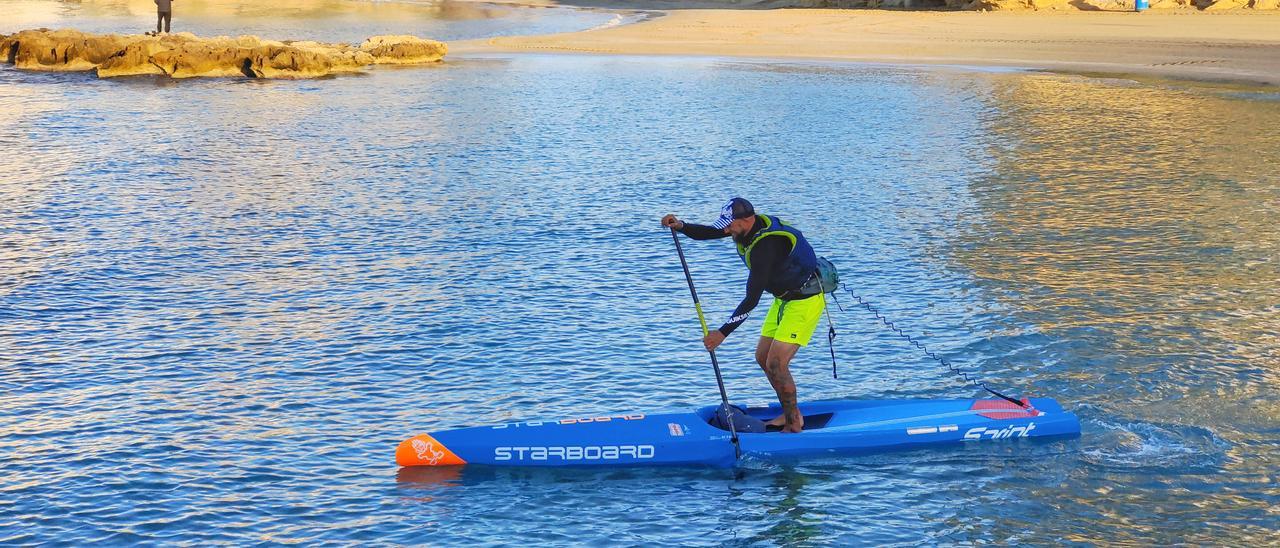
[395,433,467,466]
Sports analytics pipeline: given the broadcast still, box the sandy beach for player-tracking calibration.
[459,9,1280,86]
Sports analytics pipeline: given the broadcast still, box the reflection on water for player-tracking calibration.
[956,73,1280,396]
[949,72,1280,544]
[1,55,1278,544]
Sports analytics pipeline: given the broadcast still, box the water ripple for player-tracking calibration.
[2,55,1278,544]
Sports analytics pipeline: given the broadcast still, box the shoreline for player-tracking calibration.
[454,9,1280,87]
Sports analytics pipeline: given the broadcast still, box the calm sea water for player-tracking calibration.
[2,9,1280,544]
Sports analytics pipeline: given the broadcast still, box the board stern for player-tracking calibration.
[396,433,467,467]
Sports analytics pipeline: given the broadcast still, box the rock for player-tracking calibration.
[359,35,449,65]
[150,37,261,78]
[96,38,170,77]
[1252,0,1279,8]
[290,41,376,72]
[247,44,336,79]
[0,28,447,80]
[1,28,133,71]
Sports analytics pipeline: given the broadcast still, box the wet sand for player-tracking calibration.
[457,9,1280,87]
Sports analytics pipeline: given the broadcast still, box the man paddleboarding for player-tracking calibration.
[662,198,825,433]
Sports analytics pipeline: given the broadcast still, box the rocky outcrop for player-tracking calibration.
[0,29,447,79]
[1,29,134,71]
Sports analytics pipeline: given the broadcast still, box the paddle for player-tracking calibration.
[669,227,741,459]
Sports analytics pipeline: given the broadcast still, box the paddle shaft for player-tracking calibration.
[669,227,740,456]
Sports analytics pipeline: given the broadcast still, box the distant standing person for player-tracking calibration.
[155,0,173,34]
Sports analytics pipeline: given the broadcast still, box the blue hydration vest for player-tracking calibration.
[735,214,818,296]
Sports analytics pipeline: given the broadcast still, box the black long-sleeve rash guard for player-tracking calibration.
[679,220,789,337]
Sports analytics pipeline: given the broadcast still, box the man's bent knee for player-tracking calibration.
[766,341,801,367]
[755,336,773,366]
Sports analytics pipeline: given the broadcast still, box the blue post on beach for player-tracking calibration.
[1135,0,1149,10]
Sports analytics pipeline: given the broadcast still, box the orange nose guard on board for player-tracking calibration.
[396,434,466,467]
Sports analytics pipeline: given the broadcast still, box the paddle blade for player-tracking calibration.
[710,403,767,434]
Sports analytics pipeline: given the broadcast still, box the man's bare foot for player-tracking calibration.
[765,416,787,428]
[781,410,804,433]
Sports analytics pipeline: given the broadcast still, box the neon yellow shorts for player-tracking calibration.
[760,293,825,347]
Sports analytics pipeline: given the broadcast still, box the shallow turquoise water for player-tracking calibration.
[2,46,1280,544]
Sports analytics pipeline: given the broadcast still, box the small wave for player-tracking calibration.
[1080,417,1230,473]
[586,13,626,32]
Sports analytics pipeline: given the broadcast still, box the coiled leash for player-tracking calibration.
[825,284,1030,409]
